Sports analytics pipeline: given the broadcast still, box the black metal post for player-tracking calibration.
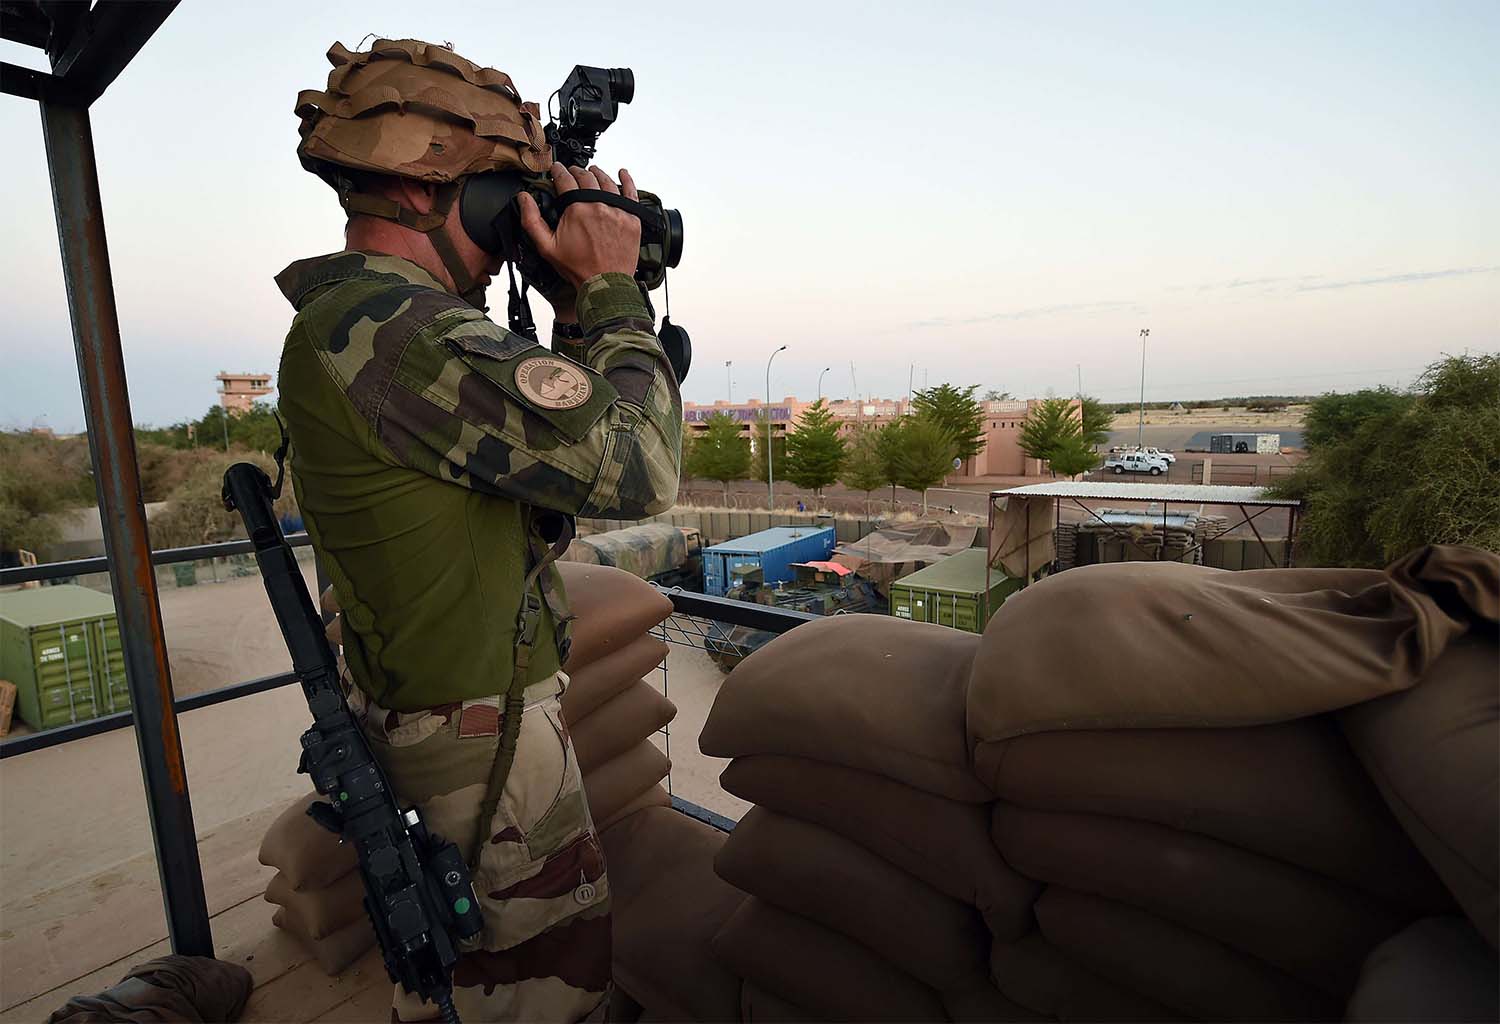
[40,101,212,956]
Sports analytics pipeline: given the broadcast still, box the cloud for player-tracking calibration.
[1295,266,1499,292]
[909,299,1140,329]
[1195,274,1324,292]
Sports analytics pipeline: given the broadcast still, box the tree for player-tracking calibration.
[0,430,94,555]
[910,384,986,464]
[890,417,957,515]
[1018,398,1082,475]
[874,420,907,508]
[1078,395,1112,449]
[685,412,751,504]
[982,389,1013,402]
[149,450,298,549]
[1269,353,1500,567]
[1046,432,1100,478]
[749,410,787,485]
[839,425,890,515]
[783,400,847,501]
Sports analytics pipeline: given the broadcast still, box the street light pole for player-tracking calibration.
[766,344,787,508]
[725,360,733,403]
[1137,328,1150,449]
[817,366,831,403]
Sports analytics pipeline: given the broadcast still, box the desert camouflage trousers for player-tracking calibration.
[355,673,612,1022]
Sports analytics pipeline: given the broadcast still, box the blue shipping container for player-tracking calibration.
[704,526,838,596]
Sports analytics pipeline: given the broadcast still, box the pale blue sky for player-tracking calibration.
[2,0,1496,432]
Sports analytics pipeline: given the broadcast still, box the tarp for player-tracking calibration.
[832,520,979,594]
[562,524,697,580]
[989,495,1055,579]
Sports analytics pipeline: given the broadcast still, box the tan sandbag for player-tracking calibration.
[562,636,669,723]
[558,563,673,669]
[715,807,989,993]
[992,804,1405,996]
[969,545,1498,743]
[1346,916,1499,1022]
[597,782,672,831]
[699,615,990,802]
[258,793,356,891]
[582,740,669,827]
[710,898,947,1022]
[740,980,820,1022]
[989,932,1184,1022]
[978,720,1451,913]
[941,971,1045,1022]
[567,680,676,773]
[1341,633,1500,949]
[719,756,1037,940]
[45,955,254,1024]
[599,805,746,1021]
[272,907,376,976]
[1036,886,1340,1021]
[264,869,365,941]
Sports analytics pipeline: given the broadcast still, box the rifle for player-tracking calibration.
[222,462,482,1023]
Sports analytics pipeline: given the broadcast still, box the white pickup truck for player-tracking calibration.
[1103,452,1169,476]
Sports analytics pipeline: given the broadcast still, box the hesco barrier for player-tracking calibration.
[0,585,119,730]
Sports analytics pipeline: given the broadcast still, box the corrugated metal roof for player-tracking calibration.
[991,482,1301,507]
[705,525,836,553]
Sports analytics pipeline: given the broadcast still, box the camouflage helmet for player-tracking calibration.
[294,38,549,306]
[295,38,550,190]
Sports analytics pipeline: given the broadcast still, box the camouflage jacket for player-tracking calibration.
[275,251,682,710]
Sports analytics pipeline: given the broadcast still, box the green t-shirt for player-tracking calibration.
[275,252,682,711]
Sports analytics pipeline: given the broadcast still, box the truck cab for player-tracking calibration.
[1104,452,1168,475]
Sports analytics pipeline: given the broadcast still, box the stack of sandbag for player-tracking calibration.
[700,614,1041,1022]
[555,562,676,827]
[971,546,1497,1021]
[258,793,375,975]
[558,562,749,1021]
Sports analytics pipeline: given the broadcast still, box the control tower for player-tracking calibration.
[216,371,272,413]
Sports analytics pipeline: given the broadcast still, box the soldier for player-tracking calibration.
[274,39,682,1022]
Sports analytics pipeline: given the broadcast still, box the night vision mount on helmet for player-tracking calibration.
[458,64,690,383]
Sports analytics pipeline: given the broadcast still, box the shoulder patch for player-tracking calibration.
[513,356,594,411]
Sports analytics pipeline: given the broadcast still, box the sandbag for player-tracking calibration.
[978,720,1450,912]
[582,740,670,827]
[600,806,746,1022]
[714,807,989,993]
[272,907,376,976]
[258,793,356,891]
[719,756,1036,939]
[710,898,946,1022]
[562,636,670,724]
[559,563,673,669]
[568,680,676,774]
[700,615,990,801]
[45,956,254,1024]
[740,981,819,1022]
[992,804,1405,995]
[941,972,1044,1023]
[988,932,1183,1022]
[1341,633,1500,949]
[264,869,365,941]
[969,546,1498,742]
[1036,887,1340,1021]
[1346,916,1499,1022]
[597,782,672,831]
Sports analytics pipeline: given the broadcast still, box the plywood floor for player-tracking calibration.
[0,802,392,1023]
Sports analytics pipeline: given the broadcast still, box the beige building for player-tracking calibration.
[682,395,1081,479]
[216,371,273,413]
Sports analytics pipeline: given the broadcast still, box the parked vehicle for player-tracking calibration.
[1104,452,1168,476]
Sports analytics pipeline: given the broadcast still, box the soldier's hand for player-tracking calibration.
[517,163,641,288]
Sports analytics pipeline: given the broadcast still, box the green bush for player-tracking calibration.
[1270,354,1500,567]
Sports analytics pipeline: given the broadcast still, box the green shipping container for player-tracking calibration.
[0,585,115,730]
[92,614,131,713]
[888,548,1020,634]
